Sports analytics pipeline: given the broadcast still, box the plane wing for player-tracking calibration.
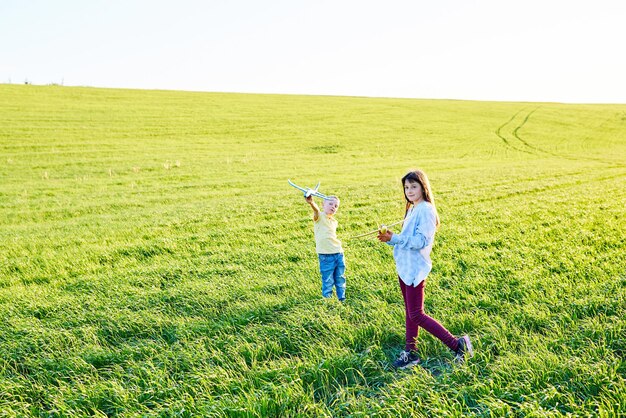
[288,179,331,200]
[288,179,308,193]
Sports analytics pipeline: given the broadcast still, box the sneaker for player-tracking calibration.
[392,350,421,369]
[455,335,474,363]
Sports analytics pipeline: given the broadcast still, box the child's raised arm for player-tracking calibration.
[305,195,320,221]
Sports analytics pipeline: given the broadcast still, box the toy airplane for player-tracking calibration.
[349,219,405,239]
[288,179,330,200]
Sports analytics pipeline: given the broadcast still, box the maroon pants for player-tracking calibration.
[399,277,459,352]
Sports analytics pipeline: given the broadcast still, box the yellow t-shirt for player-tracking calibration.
[314,213,343,254]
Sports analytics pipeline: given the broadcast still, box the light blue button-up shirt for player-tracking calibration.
[387,201,437,287]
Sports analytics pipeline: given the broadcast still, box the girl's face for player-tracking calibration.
[404,180,424,204]
[322,198,339,215]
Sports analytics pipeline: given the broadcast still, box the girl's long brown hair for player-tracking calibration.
[402,170,440,227]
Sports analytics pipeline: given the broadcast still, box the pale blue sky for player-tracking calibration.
[2,0,625,103]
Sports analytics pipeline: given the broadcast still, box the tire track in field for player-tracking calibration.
[512,107,543,150]
[498,108,625,167]
[438,168,592,199]
[495,108,538,155]
[454,171,626,206]
[511,106,596,159]
[497,106,556,156]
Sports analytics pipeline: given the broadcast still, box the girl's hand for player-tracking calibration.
[377,230,393,242]
[305,195,313,204]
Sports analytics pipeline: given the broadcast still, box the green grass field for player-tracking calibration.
[1,84,624,417]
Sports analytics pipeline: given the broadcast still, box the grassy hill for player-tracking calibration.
[0,84,624,416]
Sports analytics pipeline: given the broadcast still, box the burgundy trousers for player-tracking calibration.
[399,277,459,352]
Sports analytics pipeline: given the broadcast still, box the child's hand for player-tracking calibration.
[305,195,313,204]
[377,230,393,242]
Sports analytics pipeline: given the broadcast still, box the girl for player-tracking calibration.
[377,170,473,368]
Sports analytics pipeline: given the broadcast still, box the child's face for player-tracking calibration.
[404,180,424,203]
[322,198,339,215]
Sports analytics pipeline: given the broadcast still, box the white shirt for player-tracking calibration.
[387,201,437,287]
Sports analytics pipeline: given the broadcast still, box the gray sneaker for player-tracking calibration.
[455,335,474,363]
[393,350,421,369]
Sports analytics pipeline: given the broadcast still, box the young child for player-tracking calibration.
[377,169,473,368]
[305,194,346,302]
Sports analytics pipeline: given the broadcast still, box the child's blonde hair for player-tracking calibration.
[402,170,440,227]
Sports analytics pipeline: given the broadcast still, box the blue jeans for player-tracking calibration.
[318,253,346,301]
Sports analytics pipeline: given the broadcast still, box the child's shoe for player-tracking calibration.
[392,350,421,369]
[455,335,474,363]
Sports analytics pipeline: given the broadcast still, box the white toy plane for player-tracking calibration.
[288,179,330,200]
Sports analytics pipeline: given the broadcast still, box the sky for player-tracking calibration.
[1,0,625,103]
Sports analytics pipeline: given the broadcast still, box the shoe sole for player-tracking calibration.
[396,360,420,369]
